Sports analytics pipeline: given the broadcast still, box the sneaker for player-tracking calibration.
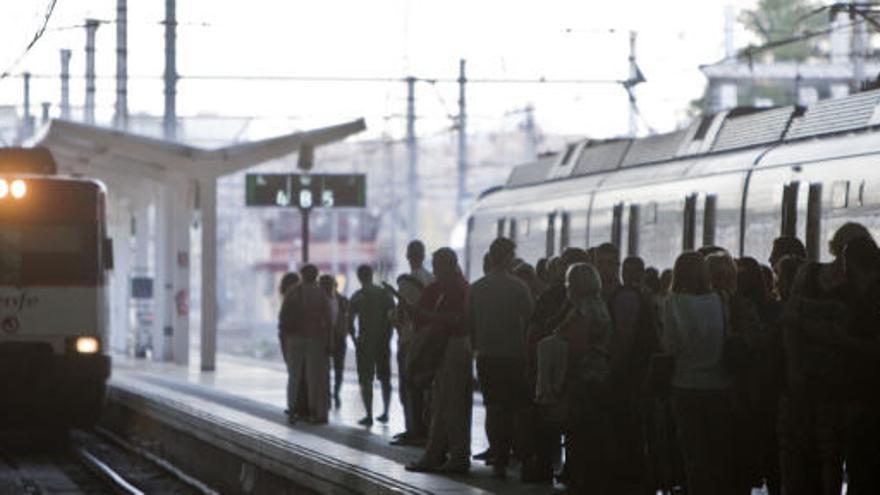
[376,413,389,424]
[358,416,373,427]
[392,431,408,440]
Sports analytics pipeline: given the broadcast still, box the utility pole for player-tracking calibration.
[84,19,99,125]
[21,73,32,141]
[41,102,50,125]
[60,49,71,120]
[384,134,398,270]
[457,59,467,217]
[627,31,639,137]
[851,0,869,91]
[405,76,418,240]
[163,0,178,141]
[524,104,537,158]
[114,0,129,130]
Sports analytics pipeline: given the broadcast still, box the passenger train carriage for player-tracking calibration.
[460,89,880,279]
[0,148,112,428]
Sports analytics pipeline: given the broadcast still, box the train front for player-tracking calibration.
[0,149,112,429]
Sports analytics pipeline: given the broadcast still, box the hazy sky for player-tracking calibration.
[0,0,759,142]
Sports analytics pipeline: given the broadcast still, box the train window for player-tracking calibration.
[682,194,697,251]
[546,212,557,257]
[781,182,799,237]
[496,218,505,238]
[509,218,518,243]
[560,212,571,250]
[611,203,624,249]
[806,183,822,261]
[628,204,640,256]
[560,144,577,166]
[644,201,658,224]
[831,180,849,209]
[703,194,717,247]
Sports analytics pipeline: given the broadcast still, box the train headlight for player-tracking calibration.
[75,336,100,354]
[0,179,8,198]
[10,179,26,199]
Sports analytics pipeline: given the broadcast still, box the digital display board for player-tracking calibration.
[245,173,366,208]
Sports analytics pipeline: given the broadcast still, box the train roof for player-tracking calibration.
[504,88,880,189]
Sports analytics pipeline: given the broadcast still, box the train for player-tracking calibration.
[457,88,880,279]
[0,148,112,428]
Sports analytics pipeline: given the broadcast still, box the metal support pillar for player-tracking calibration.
[163,0,178,140]
[114,0,128,129]
[457,59,468,217]
[199,177,217,371]
[60,49,71,120]
[405,76,417,239]
[84,19,99,125]
[301,208,311,263]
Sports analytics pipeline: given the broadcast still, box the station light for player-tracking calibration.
[0,179,7,199]
[75,336,100,354]
[10,179,26,199]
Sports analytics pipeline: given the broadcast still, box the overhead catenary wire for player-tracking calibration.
[0,0,59,80]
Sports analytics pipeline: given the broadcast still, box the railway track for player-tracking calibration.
[0,428,216,495]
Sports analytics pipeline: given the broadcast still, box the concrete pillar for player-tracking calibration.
[156,178,190,364]
[200,177,217,371]
[133,199,152,357]
[108,193,131,354]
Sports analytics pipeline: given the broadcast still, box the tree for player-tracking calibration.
[739,0,827,61]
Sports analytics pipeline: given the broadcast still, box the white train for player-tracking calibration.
[458,89,880,279]
[0,148,112,428]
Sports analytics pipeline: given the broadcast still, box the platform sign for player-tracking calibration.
[245,173,366,209]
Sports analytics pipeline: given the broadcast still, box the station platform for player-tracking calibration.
[109,353,555,494]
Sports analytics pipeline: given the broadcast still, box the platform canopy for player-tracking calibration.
[25,117,366,371]
[29,117,366,181]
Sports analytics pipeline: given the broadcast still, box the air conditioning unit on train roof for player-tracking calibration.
[0,147,57,175]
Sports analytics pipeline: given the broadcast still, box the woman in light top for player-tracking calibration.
[662,252,737,495]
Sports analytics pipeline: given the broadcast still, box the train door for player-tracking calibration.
[560,212,571,251]
[627,204,640,257]
[703,194,717,247]
[806,183,822,261]
[611,202,624,250]
[546,212,557,257]
[781,181,799,238]
[682,193,698,251]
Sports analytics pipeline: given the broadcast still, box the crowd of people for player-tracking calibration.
[276,223,880,494]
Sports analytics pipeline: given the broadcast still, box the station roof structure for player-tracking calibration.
[28,118,367,180]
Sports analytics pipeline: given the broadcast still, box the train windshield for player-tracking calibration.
[0,224,98,286]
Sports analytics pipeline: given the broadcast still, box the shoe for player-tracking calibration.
[436,460,470,475]
[405,460,440,473]
[393,431,408,440]
[376,413,389,424]
[358,416,373,427]
[473,448,493,461]
[392,435,426,447]
[492,464,507,480]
